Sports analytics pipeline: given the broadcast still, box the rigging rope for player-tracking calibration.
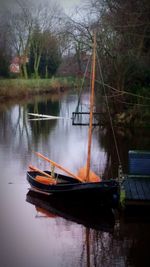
[96,49,122,167]
[75,54,92,114]
[111,99,150,107]
[95,79,150,101]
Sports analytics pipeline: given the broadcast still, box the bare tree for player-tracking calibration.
[0,12,12,77]
[7,0,63,79]
[8,0,34,78]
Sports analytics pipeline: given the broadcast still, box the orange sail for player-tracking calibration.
[77,166,101,183]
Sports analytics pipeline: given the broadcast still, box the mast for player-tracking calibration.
[86,32,96,181]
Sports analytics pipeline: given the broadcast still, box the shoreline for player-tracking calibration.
[0,77,80,101]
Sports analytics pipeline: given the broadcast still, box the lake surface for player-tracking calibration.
[0,90,150,267]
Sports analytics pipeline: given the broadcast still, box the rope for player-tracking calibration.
[96,49,122,166]
[75,55,92,114]
[95,79,150,101]
[112,99,150,107]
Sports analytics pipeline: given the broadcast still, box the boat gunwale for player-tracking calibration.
[27,171,119,193]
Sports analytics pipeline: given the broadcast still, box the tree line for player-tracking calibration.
[0,0,150,96]
[0,0,66,79]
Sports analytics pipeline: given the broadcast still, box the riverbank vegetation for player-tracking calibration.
[0,0,150,125]
[0,77,79,100]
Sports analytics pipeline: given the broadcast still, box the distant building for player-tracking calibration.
[9,55,29,74]
[9,56,20,73]
[10,63,20,73]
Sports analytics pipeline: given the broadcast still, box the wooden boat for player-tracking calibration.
[26,190,115,232]
[27,171,119,207]
[26,33,120,208]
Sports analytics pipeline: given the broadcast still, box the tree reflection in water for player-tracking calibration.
[79,214,150,267]
[79,228,116,267]
[27,99,60,143]
[99,126,150,179]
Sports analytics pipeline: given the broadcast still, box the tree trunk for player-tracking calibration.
[22,63,28,79]
[45,65,48,78]
[34,53,41,79]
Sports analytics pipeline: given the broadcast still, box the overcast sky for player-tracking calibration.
[55,0,82,10]
[0,0,83,13]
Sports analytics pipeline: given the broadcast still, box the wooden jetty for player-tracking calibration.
[122,151,150,207]
[122,176,150,206]
[72,112,104,126]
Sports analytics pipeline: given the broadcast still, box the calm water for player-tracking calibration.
[0,90,150,267]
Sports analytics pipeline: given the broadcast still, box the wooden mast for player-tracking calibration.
[86,32,96,181]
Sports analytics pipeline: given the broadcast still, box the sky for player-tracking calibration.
[54,0,82,10]
[0,0,83,13]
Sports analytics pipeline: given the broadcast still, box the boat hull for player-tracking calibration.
[27,171,120,207]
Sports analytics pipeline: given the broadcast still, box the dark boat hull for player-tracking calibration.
[27,171,120,207]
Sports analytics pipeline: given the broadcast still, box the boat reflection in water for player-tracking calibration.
[26,190,115,233]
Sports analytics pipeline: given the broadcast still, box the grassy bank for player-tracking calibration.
[0,77,80,100]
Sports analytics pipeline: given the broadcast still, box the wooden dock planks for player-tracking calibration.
[134,179,145,200]
[123,150,150,207]
[122,176,150,205]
